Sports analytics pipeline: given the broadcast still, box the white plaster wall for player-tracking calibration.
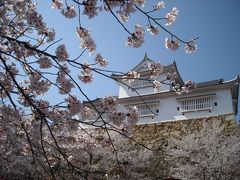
[119,88,234,124]
[118,74,171,98]
[80,88,234,128]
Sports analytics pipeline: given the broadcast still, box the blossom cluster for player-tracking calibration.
[95,53,108,67]
[122,71,140,83]
[55,44,69,61]
[153,1,165,10]
[78,63,93,83]
[165,38,180,51]
[66,96,82,116]
[83,0,98,18]
[61,5,77,18]
[147,62,164,77]
[56,65,75,94]
[29,72,51,95]
[147,25,160,36]
[76,27,96,54]
[172,80,194,95]
[126,25,145,48]
[165,7,179,26]
[37,56,52,69]
[0,0,199,178]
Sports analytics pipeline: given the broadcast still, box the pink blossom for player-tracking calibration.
[122,71,140,82]
[83,0,98,18]
[185,40,197,54]
[154,1,165,10]
[76,27,96,54]
[126,106,139,126]
[101,96,117,112]
[165,37,180,51]
[153,80,161,92]
[108,111,125,127]
[62,5,77,18]
[38,56,52,69]
[95,53,108,67]
[147,62,164,77]
[55,44,69,61]
[165,7,179,26]
[66,96,82,116]
[52,0,63,9]
[147,25,160,35]
[126,25,145,48]
[81,107,95,120]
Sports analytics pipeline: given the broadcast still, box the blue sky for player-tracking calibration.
[36,1,240,119]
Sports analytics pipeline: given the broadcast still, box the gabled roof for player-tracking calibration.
[131,53,154,72]
[111,53,184,85]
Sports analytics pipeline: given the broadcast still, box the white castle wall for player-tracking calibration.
[118,88,234,125]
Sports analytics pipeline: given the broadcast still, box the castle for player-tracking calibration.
[79,54,239,127]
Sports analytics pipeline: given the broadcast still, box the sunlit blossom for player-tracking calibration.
[52,0,63,9]
[146,25,160,35]
[165,37,180,51]
[95,53,108,67]
[126,25,145,48]
[122,71,140,82]
[154,1,165,10]
[185,40,197,54]
[165,7,179,26]
[62,5,76,18]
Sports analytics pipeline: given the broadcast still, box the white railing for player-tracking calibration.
[180,97,212,112]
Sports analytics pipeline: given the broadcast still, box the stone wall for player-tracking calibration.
[132,114,238,145]
[94,114,238,179]
[128,114,239,179]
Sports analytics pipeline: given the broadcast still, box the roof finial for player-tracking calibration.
[144,52,148,60]
[173,59,176,65]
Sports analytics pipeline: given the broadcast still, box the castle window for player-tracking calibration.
[177,94,215,113]
[138,104,158,117]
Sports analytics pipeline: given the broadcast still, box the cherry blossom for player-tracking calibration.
[153,80,162,92]
[38,56,52,69]
[147,62,164,77]
[81,106,95,120]
[122,71,140,82]
[79,71,93,83]
[154,1,165,10]
[126,106,139,127]
[78,63,93,83]
[29,72,51,95]
[165,37,180,51]
[133,0,146,7]
[55,44,69,61]
[101,95,117,112]
[108,111,126,127]
[66,96,82,116]
[0,0,199,178]
[52,0,63,9]
[76,27,96,54]
[167,120,240,179]
[95,53,108,67]
[126,25,145,48]
[147,25,160,35]
[83,0,98,18]
[185,40,198,54]
[165,7,179,26]
[61,5,77,18]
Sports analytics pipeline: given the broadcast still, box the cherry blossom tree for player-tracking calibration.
[167,120,240,180]
[0,0,198,179]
